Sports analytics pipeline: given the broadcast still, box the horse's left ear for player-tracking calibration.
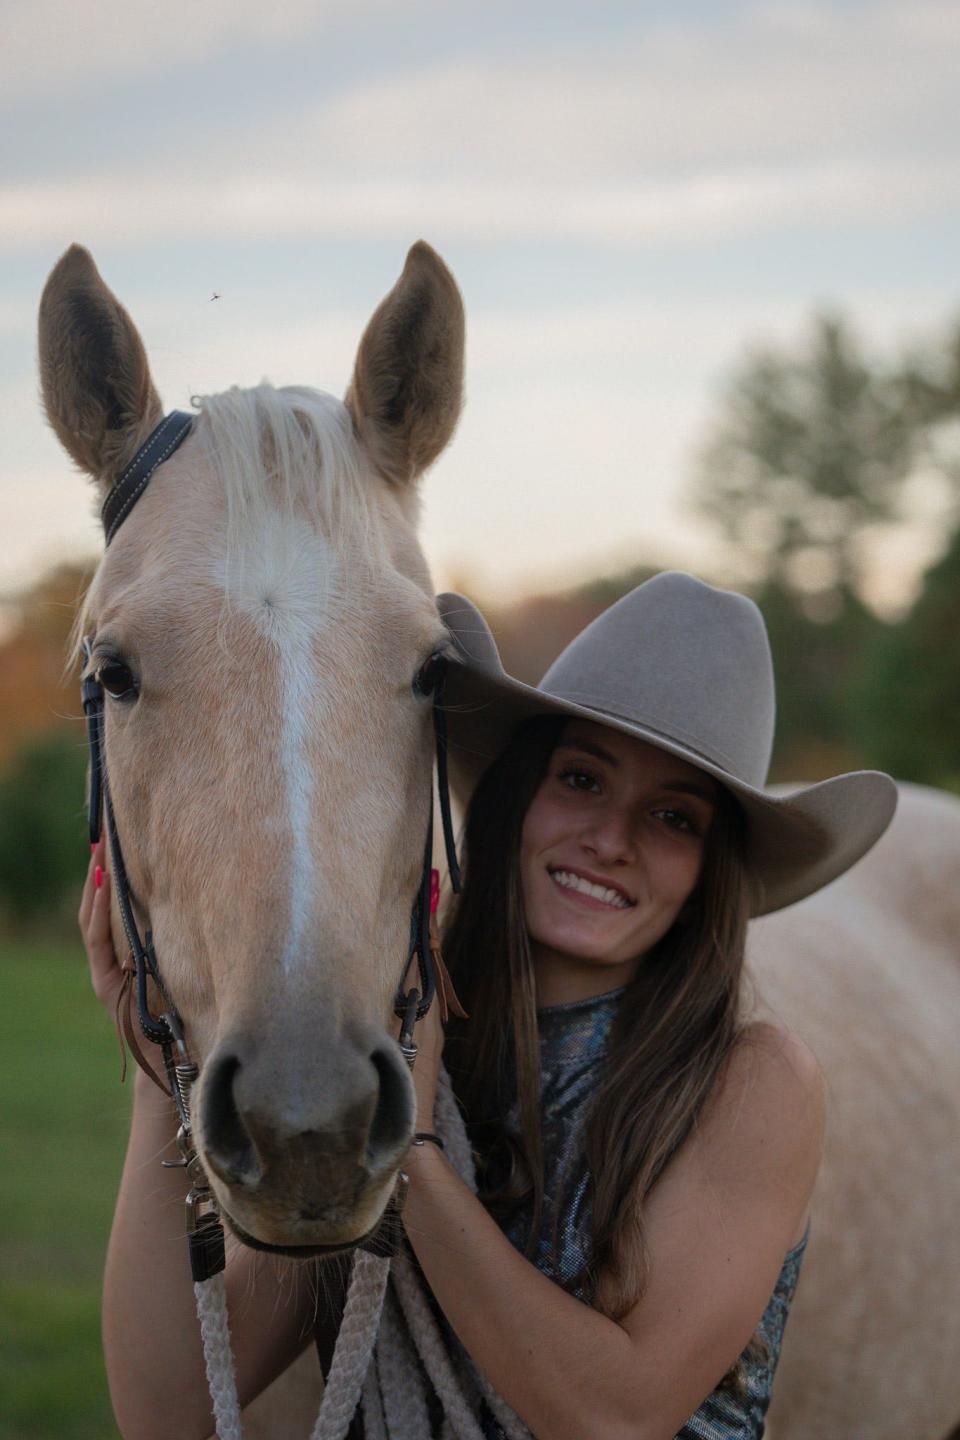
[346,241,465,486]
[38,244,162,494]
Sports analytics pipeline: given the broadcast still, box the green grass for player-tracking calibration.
[1,941,130,1439]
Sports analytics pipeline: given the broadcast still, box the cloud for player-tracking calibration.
[0,0,439,101]
[3,156,957,253]
[4,1,959,251]
[279,2,960,181]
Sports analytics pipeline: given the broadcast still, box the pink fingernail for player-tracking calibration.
[429,868,440,916]
[95,866,103,890]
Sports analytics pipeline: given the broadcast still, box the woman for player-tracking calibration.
[81,570,896,1439]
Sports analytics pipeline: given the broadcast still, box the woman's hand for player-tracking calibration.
[78,836,128,1014]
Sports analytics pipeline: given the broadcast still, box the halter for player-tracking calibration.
[81,410,462,1281]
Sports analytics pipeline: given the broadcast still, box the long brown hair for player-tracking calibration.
[443,715,766,1393]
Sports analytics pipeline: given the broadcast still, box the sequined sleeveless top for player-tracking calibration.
[483,987,808,1440]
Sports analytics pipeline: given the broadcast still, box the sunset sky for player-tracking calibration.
[4,0,960,605]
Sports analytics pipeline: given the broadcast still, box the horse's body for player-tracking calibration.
[39,244,959,1438]
[757,780,960,1439]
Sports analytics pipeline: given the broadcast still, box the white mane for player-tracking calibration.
[193,384,379,593]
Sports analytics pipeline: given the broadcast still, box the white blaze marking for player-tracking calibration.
[279,636,316,973]
[216,512,335,973]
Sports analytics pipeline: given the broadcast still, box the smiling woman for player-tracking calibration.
[422,571,897,1438]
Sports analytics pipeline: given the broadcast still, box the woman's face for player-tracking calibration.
[519,720,717,995]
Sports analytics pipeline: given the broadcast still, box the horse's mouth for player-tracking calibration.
[223,1208,386,1261]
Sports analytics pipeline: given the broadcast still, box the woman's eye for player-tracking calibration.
[97,661,138,701]
[557,766,601,794]
[655,808,694,834]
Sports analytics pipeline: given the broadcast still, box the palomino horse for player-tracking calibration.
[40,244,959,1439]
[41,241,463,1261]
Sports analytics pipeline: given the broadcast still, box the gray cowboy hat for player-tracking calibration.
[437,571,897,917]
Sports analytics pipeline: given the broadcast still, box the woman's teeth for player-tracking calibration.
[550,870,630,909]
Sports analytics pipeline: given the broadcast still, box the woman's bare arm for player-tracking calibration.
[403,1016,825,1440]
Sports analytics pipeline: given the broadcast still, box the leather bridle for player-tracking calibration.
[81,410,462,1275]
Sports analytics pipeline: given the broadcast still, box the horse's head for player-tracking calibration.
[39,242,464,1253]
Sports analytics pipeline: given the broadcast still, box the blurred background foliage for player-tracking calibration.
[2,307,960,933]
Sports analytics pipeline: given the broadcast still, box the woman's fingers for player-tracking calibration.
[78,837,102,932]
[80,837,126,1009]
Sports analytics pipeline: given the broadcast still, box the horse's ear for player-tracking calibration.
[346,241,464,486]
[38,245,162,493]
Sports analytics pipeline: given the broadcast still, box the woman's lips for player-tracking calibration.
[548,867,634,910]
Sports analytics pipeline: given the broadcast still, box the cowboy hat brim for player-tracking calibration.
[438,592,897,917]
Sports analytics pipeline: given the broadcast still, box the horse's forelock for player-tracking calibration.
[193,383,385,600]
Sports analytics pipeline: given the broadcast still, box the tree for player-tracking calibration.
[691,310,960,781]
[0,730,89,926]
[856,528,960,793]
[693,314,931,620]
[0,561,93,766]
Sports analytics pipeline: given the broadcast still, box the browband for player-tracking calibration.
[101,411,194,545]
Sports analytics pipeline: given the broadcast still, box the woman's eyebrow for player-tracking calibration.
[663,780,717,806]
[557,738,620,767]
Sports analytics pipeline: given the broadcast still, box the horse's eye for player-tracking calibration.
[413,651,447,699]
[97,661,138,702]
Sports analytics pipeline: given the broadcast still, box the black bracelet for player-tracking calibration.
[412,1131,445,1150]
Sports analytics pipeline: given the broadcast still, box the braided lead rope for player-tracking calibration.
[309,1250,391,1440]
[361,1357,389,1440]
[376,1287,433,1440]
[193,1273,244,1440]
[434,1066,531,1440]
[390,1254,487,1440]
[470,1366,530,1440]
[344,1060,529,1440]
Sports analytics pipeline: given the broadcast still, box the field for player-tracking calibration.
[1,941,129,1440]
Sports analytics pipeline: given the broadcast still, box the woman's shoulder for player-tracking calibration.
[729,1017,825,1088]
[696,1019,827,1199]
[727,1019,826,1113]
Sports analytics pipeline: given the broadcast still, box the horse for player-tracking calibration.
[39,243,960,1439]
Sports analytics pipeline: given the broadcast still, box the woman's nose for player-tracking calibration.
[581,805,636,863]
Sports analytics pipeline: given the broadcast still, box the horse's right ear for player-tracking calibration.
[38,245,162,494]
[346,241,465,487]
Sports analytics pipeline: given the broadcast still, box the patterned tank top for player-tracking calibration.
[481,986,808,1440]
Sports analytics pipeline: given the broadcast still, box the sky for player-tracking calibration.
[4,0,960,607]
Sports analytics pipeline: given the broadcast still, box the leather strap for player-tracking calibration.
[115,966,173,1097]
[430,927,467,1023]
[101,411,193,546]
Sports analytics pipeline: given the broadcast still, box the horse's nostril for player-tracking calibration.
[366,1043,415,1173]
[202,1052,262,1188]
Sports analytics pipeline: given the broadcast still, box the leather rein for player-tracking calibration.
[81,410,462,1275]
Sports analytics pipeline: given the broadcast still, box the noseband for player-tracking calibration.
[81,410,461,1275]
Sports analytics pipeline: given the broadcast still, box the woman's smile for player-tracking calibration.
[520,719,716,1000]
[547,865,635,910]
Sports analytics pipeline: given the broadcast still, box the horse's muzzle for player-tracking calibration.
[194,1025,415,1248]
